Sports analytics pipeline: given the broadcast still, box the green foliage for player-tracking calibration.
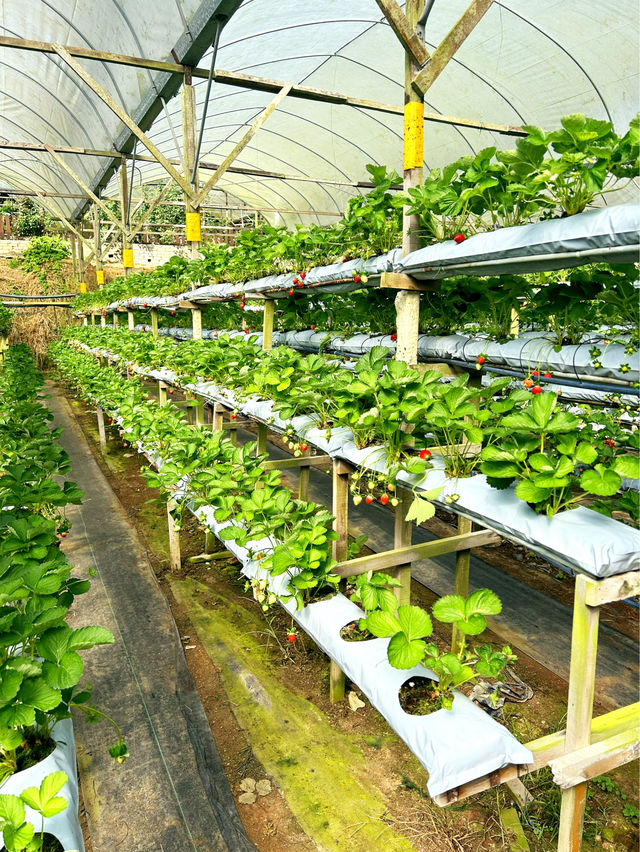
[13,236,70,290]
[0,307,13,337]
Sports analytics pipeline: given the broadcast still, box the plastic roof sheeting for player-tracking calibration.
[0,1,638,225]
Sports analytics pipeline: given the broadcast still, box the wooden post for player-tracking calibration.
[330,460,350,702]
[96,406,107,453]
[158,381,168,405]
[82,315,88,326]
[394,0,425,368]
[452,515,473,654]
[167,501,181,572]
[150,309,159,337]
[392,486,413,605]
[90,312,96,326]
[127,310,135,331]
[204,530,215,554]
[120,158,132,276]
[112,311,118,330]
[192,307,202,340]
[557,574,600,851]
[212,403,225,431]
[262,299,274,351]
[298,449,310,501]
[510,306,520,337]
[256,422,268,456]
[77,218,86,291]
[182,70,201,260]
[193,397,205,426]
[100,313,106,328]
[69,231,78,286]
[93,202,104,287]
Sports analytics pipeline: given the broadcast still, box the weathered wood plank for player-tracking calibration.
[584,571,640,607]
[550,727,640,789]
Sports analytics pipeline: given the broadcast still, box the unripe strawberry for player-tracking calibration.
[523,378,534,388]
[353,494,363,506]
[391,497,399,507]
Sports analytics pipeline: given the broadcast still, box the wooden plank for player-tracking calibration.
[375,0,430,67]
[499,807,530,852]
[255,423,268,456]
[335,530,500,578]
[127,310,135,331]
[432,703,640,806]
[380,272,436,291]
[583,571,640,607]
[558,574,600,850]
[150,309,159,338]
[299,449,311,501]
[51,43,195,200]
[452,516,474,654]
[412,0,496,97]
[96,407,107,454]
[550,726,640,790]
[262,455,331,471]
[191,84,293,209]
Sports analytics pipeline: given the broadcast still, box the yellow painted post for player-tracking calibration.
[182,70,201,259]
[558,575,600,851]
[395,0,425,368]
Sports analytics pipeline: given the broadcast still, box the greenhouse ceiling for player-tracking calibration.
[0,0,638,227]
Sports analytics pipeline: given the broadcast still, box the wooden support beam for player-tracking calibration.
[150,309,159,338]
[550,726,640,790]
[192,84,293,208]
[127,310,135,331]
[262,299,274,351]
[256,423,268,456]
[100,313,106,328]
[412,0,495,97]
[331,459,350,702]
[380,272,436,291]
[191,308,202,340]
[262,455,331,471]
[452,516,473,654]
[44,145,123,232]
[583,570,640,607]
[182,74,200,259]
[432,703,640,806]
[158,381,168,406]
[558,574,601,851]
[393,487,413,605]
[334,530,499,578]
[51,43,195,200]
[375,0,430,67]
[0,38,525,136]
[395,0,425,369]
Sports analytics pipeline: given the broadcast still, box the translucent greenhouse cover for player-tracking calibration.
[0,1,638,224]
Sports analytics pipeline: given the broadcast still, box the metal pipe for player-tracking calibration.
[417,0,437,40]
[191,16,226,187]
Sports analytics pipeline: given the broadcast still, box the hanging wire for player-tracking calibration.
[191,16,226,186]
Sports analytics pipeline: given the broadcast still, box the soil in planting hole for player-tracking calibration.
[399,677,443,716]
[339,620,375,642]
[16,731,56,772]
[62,387,640,852]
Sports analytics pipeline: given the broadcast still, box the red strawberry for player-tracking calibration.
[300,272,306,279]
[477,356,485,365]
[288,289,294,296]
[300,443,308,451]
[293,277,298,285]
[365,495,374,504]
[380,494,389,506]
[532,369,539,376]
[354,274,361,284]
[287,631,297,643]
[543,372,552,378]
[297,281,304,288]
[231,413,237,420]
[419,449,432,460]
[60,532,67,538]
[604,438,615,447]
[390,333,397,341]
[531,385,542,394]
[523,378,534,388]
[310,325,316,330]
[453,233,466,244]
